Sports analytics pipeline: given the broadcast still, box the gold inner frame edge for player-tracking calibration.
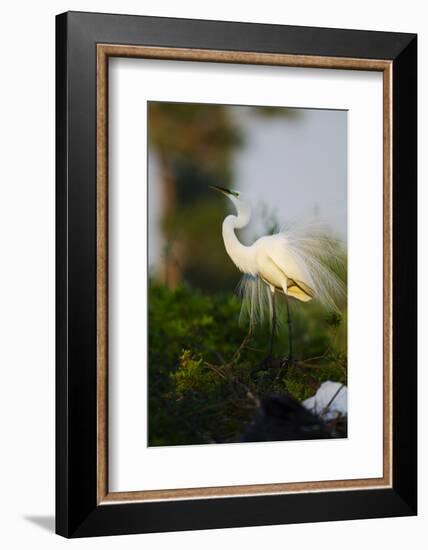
[96,44,393,504]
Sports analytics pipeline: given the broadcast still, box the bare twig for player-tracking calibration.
[204,361,260,407]
[227,326,253,366]
[322,383,345,416]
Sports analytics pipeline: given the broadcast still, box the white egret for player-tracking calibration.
[210,185,345,360]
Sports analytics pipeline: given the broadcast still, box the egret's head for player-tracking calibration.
[209,185,250,227]
[209,185,240,199]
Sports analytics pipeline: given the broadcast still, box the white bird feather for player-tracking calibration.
[211,186,346,330]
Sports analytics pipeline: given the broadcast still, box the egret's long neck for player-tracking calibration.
[222,199,256,274]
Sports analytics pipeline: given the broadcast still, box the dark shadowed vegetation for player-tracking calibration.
[148,283,346,446]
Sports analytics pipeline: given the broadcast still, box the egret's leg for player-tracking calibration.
[269,290,277,356]
[285,295,293,361]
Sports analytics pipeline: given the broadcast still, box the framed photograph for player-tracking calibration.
[56,11,417,537]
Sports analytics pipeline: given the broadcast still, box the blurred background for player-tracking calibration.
[147,101,348,446]
[148,102,347,291]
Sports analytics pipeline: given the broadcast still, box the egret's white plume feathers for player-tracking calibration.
[211,187,346,330]
[237,274,273,329]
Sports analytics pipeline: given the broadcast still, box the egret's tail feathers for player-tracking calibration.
[283,222,347,313]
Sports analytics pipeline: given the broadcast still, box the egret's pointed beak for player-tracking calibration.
[209,185,239,197]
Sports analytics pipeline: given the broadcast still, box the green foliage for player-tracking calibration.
[148,282,347,446]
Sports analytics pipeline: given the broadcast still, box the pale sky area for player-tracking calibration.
[148,106,347,268]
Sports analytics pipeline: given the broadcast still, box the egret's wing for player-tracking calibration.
[286,278,313,302]
[259,255,314,302]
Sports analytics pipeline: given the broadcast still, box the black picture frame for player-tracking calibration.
[56,11,417,538]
